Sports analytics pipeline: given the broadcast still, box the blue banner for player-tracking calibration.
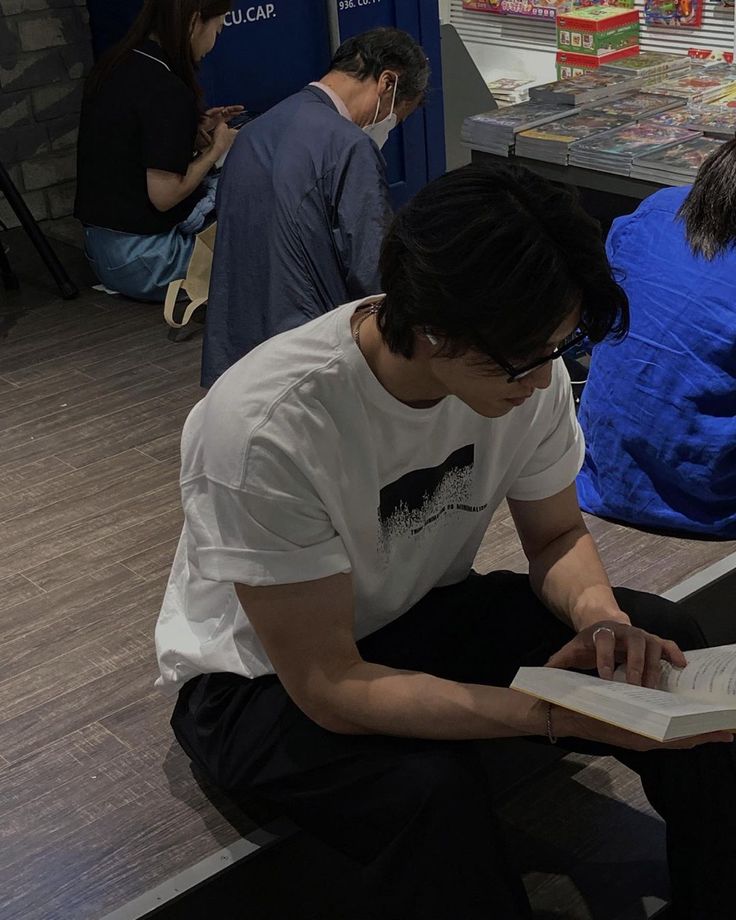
[86,1,332,113]
[336,0,446,205]
[200,3,332,112]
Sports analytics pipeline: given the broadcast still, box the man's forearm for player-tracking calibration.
[528,524,630,632]
[305,660,549,740]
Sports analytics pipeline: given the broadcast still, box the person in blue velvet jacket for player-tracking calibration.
[577,139,736,538]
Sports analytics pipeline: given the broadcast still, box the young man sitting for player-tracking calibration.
[156,163,736,920]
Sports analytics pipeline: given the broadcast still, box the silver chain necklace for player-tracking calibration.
[352,304,380,353]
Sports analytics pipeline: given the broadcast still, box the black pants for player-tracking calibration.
[171,573,736,920]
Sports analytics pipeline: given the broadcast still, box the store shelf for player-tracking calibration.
[451,0,736,67]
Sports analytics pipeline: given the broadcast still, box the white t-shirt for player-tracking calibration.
[155,297,585,694]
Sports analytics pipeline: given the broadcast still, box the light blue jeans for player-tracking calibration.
[83,224,196,302]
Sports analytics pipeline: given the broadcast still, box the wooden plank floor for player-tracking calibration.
[0,237,255,920]
[1,230,735,920]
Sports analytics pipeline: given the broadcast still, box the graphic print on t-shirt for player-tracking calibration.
[378,445,488,554]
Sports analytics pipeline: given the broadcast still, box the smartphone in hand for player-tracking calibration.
[228,112,256,130]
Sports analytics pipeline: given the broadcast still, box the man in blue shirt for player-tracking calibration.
[202,28,429,388]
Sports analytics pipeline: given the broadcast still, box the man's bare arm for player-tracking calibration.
[236,574,545,739]
[233,574,722,751]
[508,484,631,633]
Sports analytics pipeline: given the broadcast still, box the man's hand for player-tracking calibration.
[545,620,688,687]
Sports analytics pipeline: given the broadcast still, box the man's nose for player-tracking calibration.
[525,360,554,392]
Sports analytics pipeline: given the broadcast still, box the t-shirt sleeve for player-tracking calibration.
[606,209,636,266]
[182,447,352,587]
[138,82,199,176]
[506,363,585,502]
[331,136,392,298]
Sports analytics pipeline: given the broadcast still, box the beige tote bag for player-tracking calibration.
[164,222,217,328]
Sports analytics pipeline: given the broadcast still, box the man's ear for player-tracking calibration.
[413,328,441,359]
[379,70,397,95]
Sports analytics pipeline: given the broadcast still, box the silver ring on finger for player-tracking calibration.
[592,626,616,644]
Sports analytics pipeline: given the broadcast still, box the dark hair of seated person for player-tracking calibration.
[84,0,232,105]
[376,163,630,365]
[678,138,736,260]
[330,27,430,106]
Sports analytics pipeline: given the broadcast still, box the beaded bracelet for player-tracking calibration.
[546,702,558,745]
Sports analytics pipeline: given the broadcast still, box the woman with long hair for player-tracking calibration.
[75,0,240,304]
[577,139,736,538]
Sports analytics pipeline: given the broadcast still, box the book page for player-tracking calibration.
[659,645,736,704]
[613,644,736,704]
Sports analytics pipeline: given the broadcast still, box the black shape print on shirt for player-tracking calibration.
[378,444,488,554]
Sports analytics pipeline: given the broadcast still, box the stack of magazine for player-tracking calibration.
[529,71,642,106]
[487,77,536,107]
[599,50,690,85]
[630,135,724,184]
[684,105,736,138]
[645,108,698,128]
[515,111,631,164]
[646,72,736,105]
[461,102,579,155]
[569,122,699,175]
[588,91,684,120]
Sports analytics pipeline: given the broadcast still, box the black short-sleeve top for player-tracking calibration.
[75,40,206,235]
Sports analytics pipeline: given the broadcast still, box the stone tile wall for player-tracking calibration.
[0,0,92,230]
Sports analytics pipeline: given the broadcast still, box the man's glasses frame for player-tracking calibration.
[424,329,587,383]
[491,331,588,383]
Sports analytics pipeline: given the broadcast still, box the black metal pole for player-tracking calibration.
[0,234,19,291]
[0,160,78,300]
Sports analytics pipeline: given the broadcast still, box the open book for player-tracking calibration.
[511,645,736,742]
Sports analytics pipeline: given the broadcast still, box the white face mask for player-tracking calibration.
[363,77,398,150]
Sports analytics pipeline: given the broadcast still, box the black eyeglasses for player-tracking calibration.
[489,331,587,383]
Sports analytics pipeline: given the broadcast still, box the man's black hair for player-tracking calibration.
[377,163,629,364]
[330,27,429,105]
[678,138,736,260]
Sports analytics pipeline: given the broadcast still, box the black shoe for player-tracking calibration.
[167,299,206,343]
[167,322,200,343]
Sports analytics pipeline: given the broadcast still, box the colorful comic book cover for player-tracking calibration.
[702,85,736,107]
[645,108,695,125]
[635,135,724,167]
[589,91,684,117]
[601,51,686,73]
[684,106,736,134]
[572,122,696,155]
[530,71,640,104]
[688,49,734,62]
[644,0,704,27]
[647,73,736,102]
[487,78,536,92]
[518,112,630,142]
[466,102,575,130]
